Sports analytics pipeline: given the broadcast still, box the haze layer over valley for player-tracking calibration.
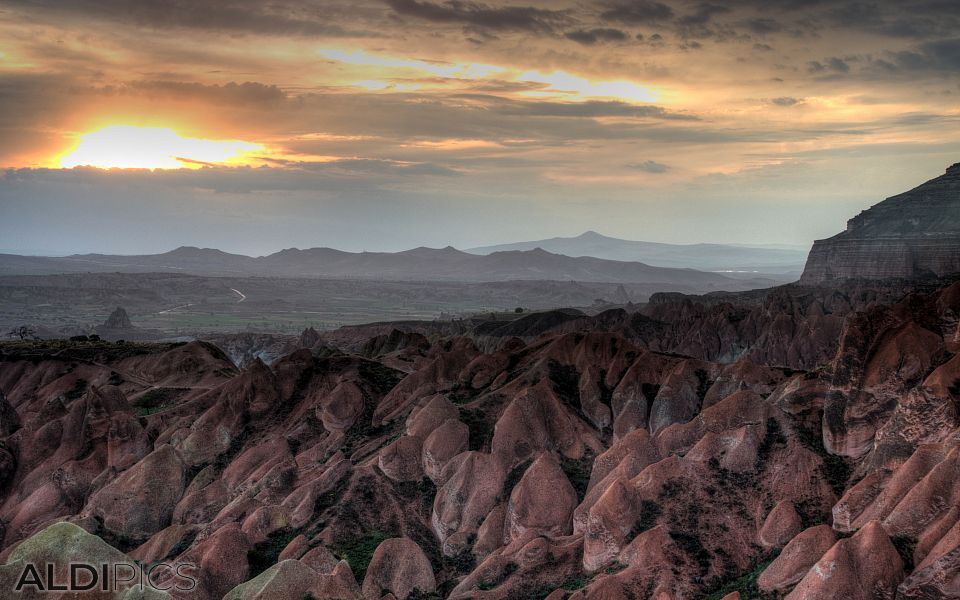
[0,235,792,340]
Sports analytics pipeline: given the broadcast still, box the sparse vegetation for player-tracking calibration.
[755,417,787,468]
[669,530,712,575]
[948,378,960,397]
[357,361,404,395]
[65,378,88,400]
[477,561,518,591]
[133,387,189,416]
[660,478,686,499]
[247,528,299,578]
[499,460,532,502]
[7,326,37,340]
[703,555,779,600]
[408,591,443,600]
[561,573,591,590]
[0,339,183,363]
[560,453,593,502]
[822,453,852,495]
[629,500,662,539]
[892,534,917,574]
[795,420,852,495]
[604,561,628,574]
[165,529,198,560]
[548,360,581,409]
[460,407,494,452]
[331,530,392,581]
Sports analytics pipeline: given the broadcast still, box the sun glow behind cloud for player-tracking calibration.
[58,126,263,169]
[517,71,660,103]
[319,48,662,104]
[319,49,502,80]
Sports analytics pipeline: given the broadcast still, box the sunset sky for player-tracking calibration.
[1,0,959,255]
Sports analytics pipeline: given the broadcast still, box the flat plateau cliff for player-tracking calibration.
[801,163,960,284]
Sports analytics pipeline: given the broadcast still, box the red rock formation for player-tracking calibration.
[0,277,956,599]
[758,524,837,593]
[785,521,904,600]
[361,537,435,599]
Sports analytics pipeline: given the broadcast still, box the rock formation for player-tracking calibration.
[0,275,957,599]
[103,306,134,329]
[801,163,960,283]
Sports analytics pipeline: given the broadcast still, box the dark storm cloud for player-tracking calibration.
[600,0,674,24]
[826,2,883,29]
[564,27,629,45]
[893,38,960,73]
[3,159,459,195]
[0,73,293,141]
[383,0,571,32]
[105,81,289,106]
[275,157,462,177]
[745,18,782,34]
[821,0,960,39]
[456,96,698,120]
[771,96,803,106]
[676,2,729,27]
[808,57,850,74]
[674,2,732,40]
[3,0,368,36]
[626,160,669,173]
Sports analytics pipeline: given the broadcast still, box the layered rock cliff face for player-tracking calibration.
[801,163,960,284]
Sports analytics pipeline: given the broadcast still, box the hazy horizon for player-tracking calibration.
[0,229,814,258]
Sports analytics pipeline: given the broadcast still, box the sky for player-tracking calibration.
[1,0,959,255]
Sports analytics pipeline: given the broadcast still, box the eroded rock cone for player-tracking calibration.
[785,521,904,600]
[84,444,187,545]
[506,453,577,542]
[361,537,435,600]
[758,525,837,593]
[0,521,173,599]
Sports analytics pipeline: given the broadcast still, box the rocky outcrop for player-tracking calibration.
[785,521,904,600]
[361,537,435,599]
[0,522,173,599]
[84,444,187,544]
[759,525,837,593]
[103,307,134,330]
[801,163,960,284]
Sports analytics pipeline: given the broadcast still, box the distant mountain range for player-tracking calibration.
[0,245,782,292]
[467,231,808,274]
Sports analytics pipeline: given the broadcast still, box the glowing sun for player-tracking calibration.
[58,125,262,169]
